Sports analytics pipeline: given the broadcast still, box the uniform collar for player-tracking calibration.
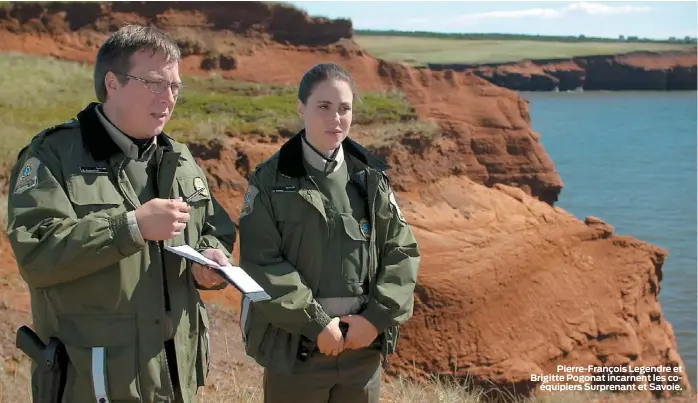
[301,133,345,174]
[76,102,174,161]
[94,105,156,161]
[278,129,390,178]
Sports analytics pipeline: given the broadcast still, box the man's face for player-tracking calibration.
[105,49,181,138]
[297,78,353,155]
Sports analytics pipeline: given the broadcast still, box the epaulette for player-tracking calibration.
[41,118,80,137]
[257,151,281,171]
[14,119,80,162]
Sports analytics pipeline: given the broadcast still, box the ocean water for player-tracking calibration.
[521,91,697,388]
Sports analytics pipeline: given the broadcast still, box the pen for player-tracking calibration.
[184,188,204,203]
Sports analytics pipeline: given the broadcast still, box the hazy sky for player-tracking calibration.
[288,1,697,39]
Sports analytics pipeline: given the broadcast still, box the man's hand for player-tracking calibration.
[340,314,378,350]
[135,198,190,241]
[317,317,344,356]
[191,249,228,288]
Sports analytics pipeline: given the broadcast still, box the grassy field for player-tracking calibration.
[0,52,431,167]
[354,35,697,66]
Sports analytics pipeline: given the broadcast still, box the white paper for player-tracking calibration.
[164,245,265,294]
[214,264,264,294]
[166,245,219,266]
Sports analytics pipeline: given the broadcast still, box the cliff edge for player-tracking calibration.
[427,50,698,91]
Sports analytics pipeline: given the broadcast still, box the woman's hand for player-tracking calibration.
[191,249,228,288]
[317,317,345,356]
[340,314,378,350]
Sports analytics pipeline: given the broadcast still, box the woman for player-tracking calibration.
[238,62,420,403]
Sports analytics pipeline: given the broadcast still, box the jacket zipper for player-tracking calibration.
[370,172,391,369]
[160,239,175,400]
[154,148,176,400]
[115,151,176,399]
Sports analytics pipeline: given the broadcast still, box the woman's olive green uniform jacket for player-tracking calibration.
[238,131,420,374]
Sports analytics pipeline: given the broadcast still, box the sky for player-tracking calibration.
[287,1,698,40]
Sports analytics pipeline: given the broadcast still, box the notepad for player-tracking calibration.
[165,245,271,302]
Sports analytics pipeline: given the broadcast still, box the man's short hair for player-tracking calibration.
[94,24,181,102]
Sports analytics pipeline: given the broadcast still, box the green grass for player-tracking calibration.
[0,52,422,166]
[0,193,6,229]
[354,35,697,66]
[355,29,698,45]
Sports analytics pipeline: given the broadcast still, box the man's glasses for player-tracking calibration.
[118,73,185,97]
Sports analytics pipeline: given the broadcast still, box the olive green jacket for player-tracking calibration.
[238,131,420,374]
[5,103,236,403]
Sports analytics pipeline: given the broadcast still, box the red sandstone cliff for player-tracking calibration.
[427,50,698,91]
[0,2,692,400]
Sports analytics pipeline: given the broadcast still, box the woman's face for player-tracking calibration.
[297,78,353,155]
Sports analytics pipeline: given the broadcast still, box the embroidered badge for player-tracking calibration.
[388,191,406,223]
[239,185,259,219]
[193,177,209,197]
[14,157,40,195]
[359,218,371,239]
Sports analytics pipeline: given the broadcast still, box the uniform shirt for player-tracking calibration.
[94,106,157,246]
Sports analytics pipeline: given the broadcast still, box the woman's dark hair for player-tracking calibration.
[298,63,358,104]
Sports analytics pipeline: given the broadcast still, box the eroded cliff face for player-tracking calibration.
[0,1,352,46]
[382,177,691,398]
[428,50,698,91]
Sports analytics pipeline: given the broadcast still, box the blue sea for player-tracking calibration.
[521,91,697,388]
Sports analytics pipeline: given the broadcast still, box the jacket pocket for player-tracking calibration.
[65,174,125,217]
[195,304,211,387]
[339,214,370,284]
[176,176,212,240]
[57,313,141,402]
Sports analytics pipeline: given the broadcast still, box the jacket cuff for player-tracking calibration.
[361,301,394,334]
[126,211,146,246]
[110,212,145,256]
[301,307,332,341]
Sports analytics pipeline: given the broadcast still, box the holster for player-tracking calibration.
[16,326,69,403]
[39,338,69,403]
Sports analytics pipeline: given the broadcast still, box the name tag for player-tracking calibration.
[271,185,297,193]
[80,166,108,174]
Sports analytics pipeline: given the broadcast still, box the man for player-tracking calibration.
[5,25,236,403]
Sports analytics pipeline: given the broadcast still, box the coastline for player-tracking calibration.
[424,50,698,91]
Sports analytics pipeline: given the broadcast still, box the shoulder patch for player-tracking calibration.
[239,185,260,220]
[14,157,41,195]
[388,191,406,223]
